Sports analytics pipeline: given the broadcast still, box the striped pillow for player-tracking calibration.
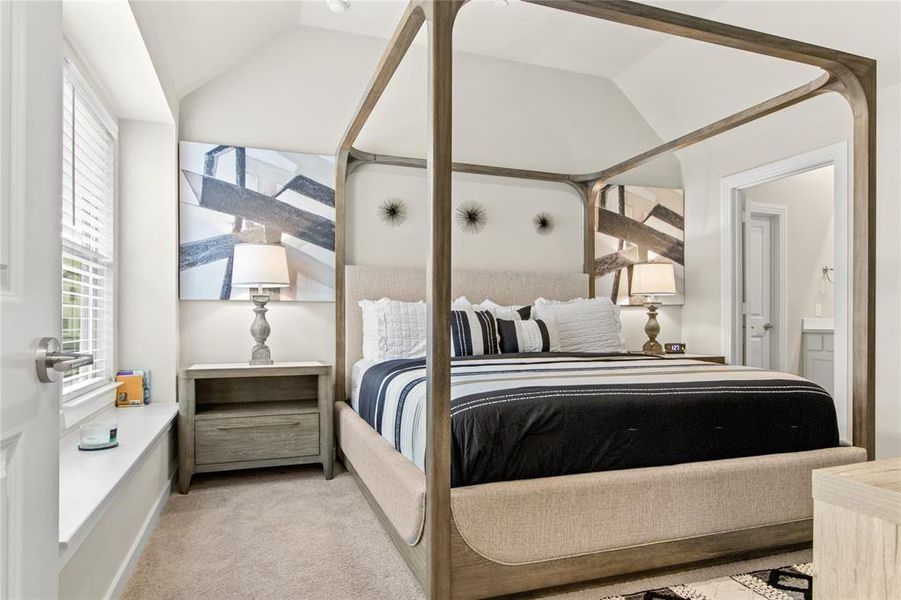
[496,318,557,353]
[451,309,499,356]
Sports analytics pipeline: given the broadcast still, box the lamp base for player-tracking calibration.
[642,303,664,355]
[249,293,274,366]
[250,349,274,366]
[642,339,664,354]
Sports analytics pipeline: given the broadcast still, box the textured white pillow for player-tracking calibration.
[532,297,625,353]
[452,296,473,310]
[359,298,427,361]
[476,299,529,321]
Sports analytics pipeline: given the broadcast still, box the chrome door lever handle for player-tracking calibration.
[762,322,774,331]
[35,337,94,383]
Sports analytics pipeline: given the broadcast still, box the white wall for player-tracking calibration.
[178,25,683,366]
[874,82,901,458]
[743,166,835,375]
[348,165,584,272]
[118,120,179,401]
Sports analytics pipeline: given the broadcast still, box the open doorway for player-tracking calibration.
[741,167,834,383]
[721,143,850,442]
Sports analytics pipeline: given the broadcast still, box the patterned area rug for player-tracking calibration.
[604,563,813,600]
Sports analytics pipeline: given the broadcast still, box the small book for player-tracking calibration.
[115,369,151,406]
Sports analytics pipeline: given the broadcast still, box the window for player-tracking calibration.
[61,59,116,400]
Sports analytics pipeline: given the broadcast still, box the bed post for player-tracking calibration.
[335,148,348,406]
[423,1,463,597]
[587,180,605,298]
[582,183,598,298]
[334,1,426,407]
[830,64,877,459]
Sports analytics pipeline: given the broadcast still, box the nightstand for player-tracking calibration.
[631,352,727,364]
[813,458,901,599]
[177,362,333,493]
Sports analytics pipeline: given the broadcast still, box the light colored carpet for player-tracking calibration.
[123,465,811,600]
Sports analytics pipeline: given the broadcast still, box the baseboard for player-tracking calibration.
[104,471,176,600]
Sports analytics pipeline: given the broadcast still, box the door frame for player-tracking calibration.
[720,141,850,440]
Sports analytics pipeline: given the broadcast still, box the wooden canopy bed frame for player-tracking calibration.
[332,2,877,598]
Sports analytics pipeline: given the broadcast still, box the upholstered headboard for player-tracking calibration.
[343,265,588,395]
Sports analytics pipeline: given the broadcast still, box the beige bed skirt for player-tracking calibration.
[336,401,866,565]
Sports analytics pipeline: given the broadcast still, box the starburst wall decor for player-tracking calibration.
[455,201,486,234]
[377,197,407,226]
[533,212,554,234]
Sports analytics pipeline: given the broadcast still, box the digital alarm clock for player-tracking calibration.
[664,343,686,354]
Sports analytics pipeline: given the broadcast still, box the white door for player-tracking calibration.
[1,2,63,598]
[743,212,775,369]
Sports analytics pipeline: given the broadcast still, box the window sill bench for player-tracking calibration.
[60,381,122,434]
[59,402,177,566]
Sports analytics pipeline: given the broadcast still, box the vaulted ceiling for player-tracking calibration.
[129,1,727,99]
[127,0,899,142]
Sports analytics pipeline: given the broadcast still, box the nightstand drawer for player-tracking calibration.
[195,413,319,465]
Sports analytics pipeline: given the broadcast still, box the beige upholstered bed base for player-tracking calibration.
[337,401,866,597]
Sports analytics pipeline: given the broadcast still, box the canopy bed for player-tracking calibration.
[332,2,877,598]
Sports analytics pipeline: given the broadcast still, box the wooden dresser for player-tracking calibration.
[177,362,333,493]
[812,457,901,599]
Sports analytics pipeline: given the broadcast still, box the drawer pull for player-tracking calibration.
[215,421,302,431]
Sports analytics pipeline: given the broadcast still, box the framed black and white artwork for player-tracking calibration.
[178,141,335,301]
[595,185,684,306]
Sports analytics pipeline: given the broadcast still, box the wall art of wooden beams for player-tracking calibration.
[334,1,877,597]
[179,142,337,302]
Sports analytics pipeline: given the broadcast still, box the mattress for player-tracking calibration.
[354,353,839,487]
[351,358,376,410]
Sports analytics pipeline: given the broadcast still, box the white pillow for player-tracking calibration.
[452,296,473,310]
[532,297,625,353]
[476,299,529,321]
[359,298,427,361]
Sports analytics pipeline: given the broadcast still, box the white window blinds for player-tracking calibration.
[61,61,116,399]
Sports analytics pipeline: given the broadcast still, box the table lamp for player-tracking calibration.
[231,243,290,365]
[630,262,676,354]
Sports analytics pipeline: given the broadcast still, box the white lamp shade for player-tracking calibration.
[630,262,676,296]
[231,243,290,288]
